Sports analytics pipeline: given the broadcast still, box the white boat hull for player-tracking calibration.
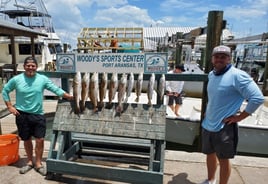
[166,118,200,145]
[238,125,268,155]
[165,97,268,155]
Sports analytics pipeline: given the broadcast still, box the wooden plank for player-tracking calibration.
[46,159,163,184]
[72,133,151,147]
[52,100,165,140]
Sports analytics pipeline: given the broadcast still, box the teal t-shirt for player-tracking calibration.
[2,73,65,114]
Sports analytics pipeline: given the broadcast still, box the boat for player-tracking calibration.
[166,97,201,145]
[234,43,267,83]
[0,0,63,71]
[182,62,205,97]
[166,96,268,156]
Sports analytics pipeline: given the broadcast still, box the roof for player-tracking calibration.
[143,27,197,51]
[0,10,51,18]
[193,29,234,47]
[143,27,196,37]
[0,19,48,37]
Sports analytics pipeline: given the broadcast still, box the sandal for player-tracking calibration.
[35,165,47,176]
[19,164,33,174]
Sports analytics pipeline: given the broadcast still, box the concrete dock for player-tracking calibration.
[1,98,268,183]
[1,143,268,184]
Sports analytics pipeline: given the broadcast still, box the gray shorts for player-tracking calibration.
[168,95,183,105]
[201,123,238,159]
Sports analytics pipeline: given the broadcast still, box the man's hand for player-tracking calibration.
[8,105,20,116]
[223,111,250,124]
[166,91,173,96]
[63,93,74,100]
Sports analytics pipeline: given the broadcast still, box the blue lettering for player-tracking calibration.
[122,55,144,62]
[102,63,114,67]
[77,55,100,62]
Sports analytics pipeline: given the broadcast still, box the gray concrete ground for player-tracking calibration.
[1,98,268,184]
[1,144,268,184]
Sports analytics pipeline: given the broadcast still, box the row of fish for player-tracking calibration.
[72,72,165,114]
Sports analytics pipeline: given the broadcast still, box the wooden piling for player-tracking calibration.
[200,10,224,150]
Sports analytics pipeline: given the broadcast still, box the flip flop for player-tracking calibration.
[35,165,47,176]
[19,164,33,174]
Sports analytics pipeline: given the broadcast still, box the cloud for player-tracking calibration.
[46,0,85,30]
[224,4,267,22]
[43,0,267,48]
[46,0,156,47]
[91,0,128,7]
[222,0,268,37]
[160,0,197,10]
[93,5,155,27]
[45,0,90,47]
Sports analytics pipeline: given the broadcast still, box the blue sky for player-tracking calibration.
[44,0,268,49]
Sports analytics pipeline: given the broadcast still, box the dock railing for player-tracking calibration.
[0,71,208,135]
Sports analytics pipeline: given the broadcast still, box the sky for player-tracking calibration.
[43,0,268,49]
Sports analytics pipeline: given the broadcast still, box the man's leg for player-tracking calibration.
[35,138,44,168]
[168,95,175,115]
[169,105,175,112]
[175,104,180,116]
[174,95,182,116]
[218,158,231,184]
[24,138,33,166]
[206,153,217,182]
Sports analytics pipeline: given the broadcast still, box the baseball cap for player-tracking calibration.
[212,45,231,56]
[175,64,185,72]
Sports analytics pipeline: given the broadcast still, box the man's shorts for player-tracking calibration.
[15,110,46,141]
[168,95,183,106]
[201,123,238,159]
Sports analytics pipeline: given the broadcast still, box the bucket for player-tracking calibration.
[0,134,20,166]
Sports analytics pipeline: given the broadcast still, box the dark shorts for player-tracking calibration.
[15,110,46,141]
[168,95,183,105]
[201,123,238,159]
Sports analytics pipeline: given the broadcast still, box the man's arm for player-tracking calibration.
[5,101,19,116]
[62,92,73,100]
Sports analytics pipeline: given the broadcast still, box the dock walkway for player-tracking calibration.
[0,144,268,184]
[0,94,268,183]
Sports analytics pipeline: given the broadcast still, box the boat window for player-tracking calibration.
[48,44,62,54]
[8,44,42,55]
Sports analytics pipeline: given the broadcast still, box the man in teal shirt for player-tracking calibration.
[2,56,73,176]
[201,45,264,184]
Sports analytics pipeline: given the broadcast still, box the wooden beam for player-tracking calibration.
[200,11,224,151]
[262,45,268,95]
[10,35,16,65]
[0,26,41,37]
[204,10,224,73]
[31,37,35,57]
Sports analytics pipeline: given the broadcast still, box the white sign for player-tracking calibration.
[76,53,144,73]
[144,53,167,74]
[56,54,76,72]
[56,52,168,74]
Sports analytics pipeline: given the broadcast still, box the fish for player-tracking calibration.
[99,72,108,108]
[108,73,118,104]
[125,72,134,103]
[147,73,155,106]
[116,73,127,113]
[135,72,143,102]
[81,72,90,112]
[158,74,165,101]
[73,71,82,114]
[89,72,99,112]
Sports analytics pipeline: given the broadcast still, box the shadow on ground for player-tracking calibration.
[167,173,195,184]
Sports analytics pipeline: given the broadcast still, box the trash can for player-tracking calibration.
[0,134,20,166]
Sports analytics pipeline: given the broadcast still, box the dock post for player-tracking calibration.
[199,10,224,151]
